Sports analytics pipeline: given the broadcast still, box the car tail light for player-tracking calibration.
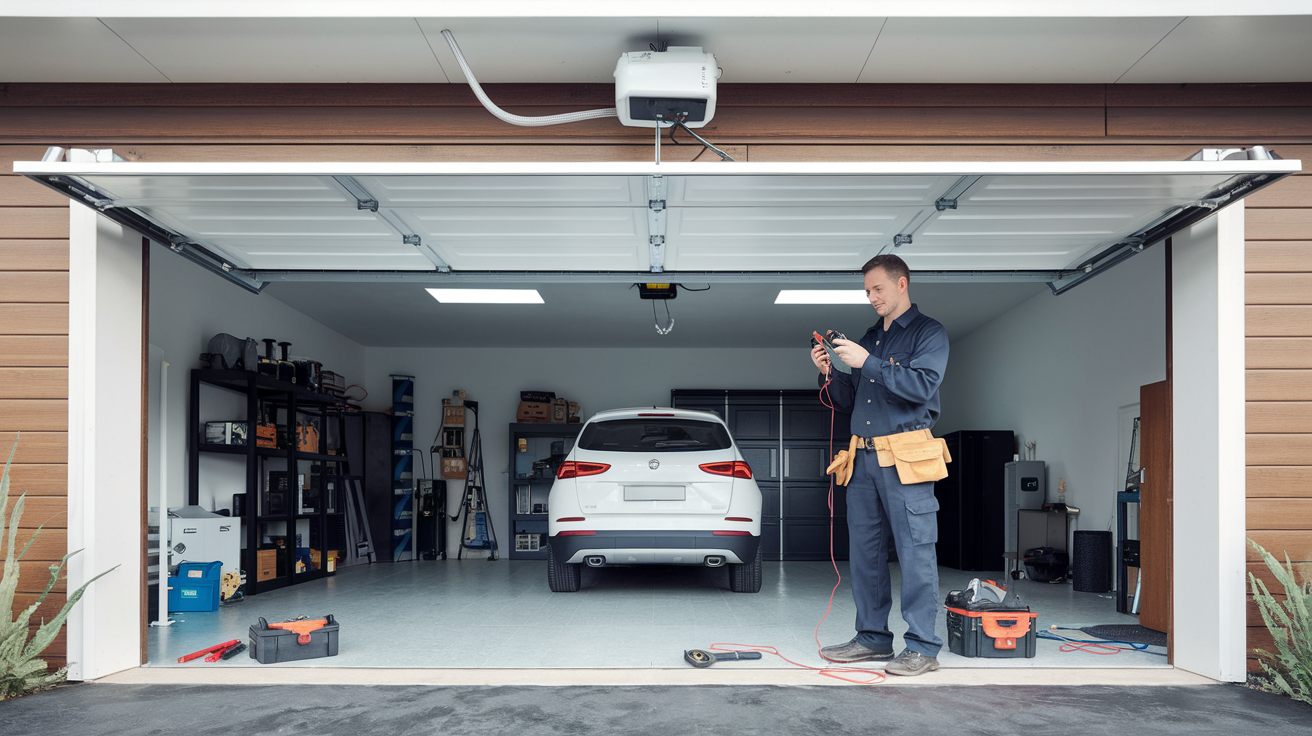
[699,461,753,479]
[713,530,752,536]
[724,517,753,522]
[556,530,596,537]
[556,462,610,479]
[555,517,586,523]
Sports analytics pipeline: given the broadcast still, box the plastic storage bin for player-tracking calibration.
[946,607,1038,658]
[248,615,339,664]
[167,561,222,612]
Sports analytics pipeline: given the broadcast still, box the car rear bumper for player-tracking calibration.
[550,529,760,566]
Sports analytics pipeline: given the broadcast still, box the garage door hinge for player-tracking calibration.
[935,197,957,211]
[357,198,379,212]
[403,234,421,246]
[893,234,912,246]
[649,199,666,211]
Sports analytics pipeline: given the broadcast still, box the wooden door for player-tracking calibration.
[1139,380,1173,635]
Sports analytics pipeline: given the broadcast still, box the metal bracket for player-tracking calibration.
[647,176,667,273]
[1189,146,1278,161]
[935,198,957,211]
[893,234,912,246]
[403,234,422,246]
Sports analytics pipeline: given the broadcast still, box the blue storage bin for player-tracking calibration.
[168,560,222,612]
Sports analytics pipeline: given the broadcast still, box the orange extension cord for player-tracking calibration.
[704,378,886,685]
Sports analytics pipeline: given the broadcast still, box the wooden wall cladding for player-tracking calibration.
[1,144,69,663]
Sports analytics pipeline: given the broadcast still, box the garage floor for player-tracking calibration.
[146,560,1163,669]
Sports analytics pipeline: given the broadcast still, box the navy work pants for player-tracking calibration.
[845,447,943,657]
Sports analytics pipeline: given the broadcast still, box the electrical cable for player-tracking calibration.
[661,117,734,161]
[441,30,618,127]
[653,300,675,335]
[702,373,885,685]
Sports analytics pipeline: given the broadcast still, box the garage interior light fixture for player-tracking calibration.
[425,288,544,304]
[774,290,869,305]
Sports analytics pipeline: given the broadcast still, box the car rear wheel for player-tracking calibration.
[547,542,581,592]
[729,542,763,593]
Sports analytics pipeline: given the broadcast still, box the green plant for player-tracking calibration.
[1,436,117,699]
[1248,538,1312,705]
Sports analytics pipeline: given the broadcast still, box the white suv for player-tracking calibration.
[546,408,764,593]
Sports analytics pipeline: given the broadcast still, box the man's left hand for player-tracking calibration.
[831,338,870,369]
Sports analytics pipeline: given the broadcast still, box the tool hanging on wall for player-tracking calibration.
[449,401,498,560]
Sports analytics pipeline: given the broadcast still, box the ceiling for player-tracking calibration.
[260,277,1049,348]
[0,13,1309,84]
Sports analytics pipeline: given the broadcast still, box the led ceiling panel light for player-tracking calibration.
[774,290,868,305]
[426,288,544,304]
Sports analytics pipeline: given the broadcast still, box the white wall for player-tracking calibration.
[1171,205,1247,682]
[361,347,819,557]
[148,244,367,513]
[66,201,144,680]
[936,245,1168,555]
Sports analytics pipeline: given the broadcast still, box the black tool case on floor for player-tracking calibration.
[945,606,1038,658]
[248,615,339,664]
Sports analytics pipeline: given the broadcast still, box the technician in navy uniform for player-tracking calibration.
[811,254,950,677]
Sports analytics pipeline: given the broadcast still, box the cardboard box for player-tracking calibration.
[256,548,279,582]
[551,397,568,423]
[517,401,551,423]
[442,400,465,427]
[441,456,467,479]
[255,423,277,448]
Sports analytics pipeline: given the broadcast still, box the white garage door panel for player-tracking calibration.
[434,238,644,271]
[966,174,1238,205]
[414,207,648,271]
[17,159,1297,281]
[88,174,353,206]
[668,174,951,207]
[665,206,913,271]
[359,174,645,207]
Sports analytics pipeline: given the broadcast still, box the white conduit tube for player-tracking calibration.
[441,29,618,127]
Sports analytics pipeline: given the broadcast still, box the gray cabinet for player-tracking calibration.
[672,389,851,561]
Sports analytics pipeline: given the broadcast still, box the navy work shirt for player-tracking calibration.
[819,304,950,437]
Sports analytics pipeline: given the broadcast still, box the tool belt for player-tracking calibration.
[826,428,952,486]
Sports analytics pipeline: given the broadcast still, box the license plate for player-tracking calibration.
[624,485,686,501]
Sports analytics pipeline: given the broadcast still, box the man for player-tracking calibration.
[810,253,949,677]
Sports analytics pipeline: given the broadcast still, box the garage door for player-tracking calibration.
[16,152,1299,294]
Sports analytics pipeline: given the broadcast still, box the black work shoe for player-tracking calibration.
[819,638,895,663]
[883,648,940,676]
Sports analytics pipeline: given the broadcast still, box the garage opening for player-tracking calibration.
[18,151,1296,676]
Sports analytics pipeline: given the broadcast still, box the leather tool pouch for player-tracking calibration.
[872,429,952,484]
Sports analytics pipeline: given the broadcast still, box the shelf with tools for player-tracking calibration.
[188,367,358,596]
[508,423,583,559]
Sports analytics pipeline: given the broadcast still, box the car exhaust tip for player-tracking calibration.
[704,555,726,568]
[585,556,606,568]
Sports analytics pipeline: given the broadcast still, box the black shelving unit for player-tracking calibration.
[188,368,356,595]
[508,422,583,560]
[671,389,851,561]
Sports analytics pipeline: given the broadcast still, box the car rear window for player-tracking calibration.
[577,418,732,453]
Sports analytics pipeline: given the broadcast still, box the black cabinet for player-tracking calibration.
[933,430,1015,572]
[673,389,851,561]
[344,411,394,562]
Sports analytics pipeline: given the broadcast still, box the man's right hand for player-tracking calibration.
[811,344,832,375]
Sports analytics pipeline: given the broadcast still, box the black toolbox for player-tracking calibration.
[248,615,339,664]
[945,606,1038,658]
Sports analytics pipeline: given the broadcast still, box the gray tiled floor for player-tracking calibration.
[147,560,1166,669]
